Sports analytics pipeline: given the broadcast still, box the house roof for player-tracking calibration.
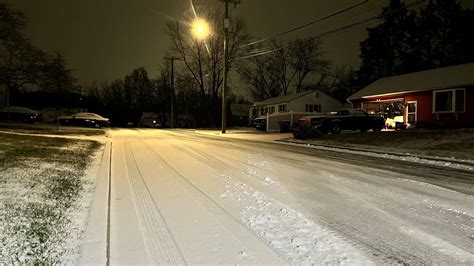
[230,103,251,116]
[253,91,314,107]
[348,63,474,101]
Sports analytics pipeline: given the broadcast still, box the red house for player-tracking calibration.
[348,63,474,128]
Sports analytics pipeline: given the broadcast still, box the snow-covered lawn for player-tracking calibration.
[299,129,474,160]
[0,133,103,264]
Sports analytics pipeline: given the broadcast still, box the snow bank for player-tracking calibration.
[220,178,371,264]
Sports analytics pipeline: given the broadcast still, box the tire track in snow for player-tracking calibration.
[140,140,280,244]
[123,139,186,265]
[144,138,370,264]
[168,134,465,264]
[166,141,280,187]
[319,171,473,264]
[161,130,474,195]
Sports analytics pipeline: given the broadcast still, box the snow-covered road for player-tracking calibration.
[103,128,474,264]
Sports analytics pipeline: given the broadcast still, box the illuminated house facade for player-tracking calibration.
[250,90,343,119]
[348,63,474,128]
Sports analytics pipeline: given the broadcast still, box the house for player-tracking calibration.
[348,63,474,128]
[230,103,251,127]
[249,90,344,131]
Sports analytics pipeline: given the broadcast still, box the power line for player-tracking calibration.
[239,0,368,48]
[234,0,425,61]
[243,0,390,57]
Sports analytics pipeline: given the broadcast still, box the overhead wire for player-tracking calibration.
[233,0,426,61]
[242,0,390,58]
[239,0,369,48]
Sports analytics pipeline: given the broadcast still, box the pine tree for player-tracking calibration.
[358,0,418,86]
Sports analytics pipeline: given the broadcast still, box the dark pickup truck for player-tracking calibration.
[317,108,385,134]
[293,108,385,138]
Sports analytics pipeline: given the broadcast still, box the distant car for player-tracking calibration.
[140,115,162,128]
[0,106,42,123]
[58,112,110,128]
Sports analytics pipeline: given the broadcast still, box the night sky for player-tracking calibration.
[12,0,474,87]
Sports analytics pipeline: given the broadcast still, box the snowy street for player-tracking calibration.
[95,129,473,264]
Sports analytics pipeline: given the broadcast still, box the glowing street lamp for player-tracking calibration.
[192,19,210,40]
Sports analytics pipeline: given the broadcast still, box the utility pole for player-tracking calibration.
[219,0,240,134]
[164,57,179,128]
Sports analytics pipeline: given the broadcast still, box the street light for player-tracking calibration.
[192,19,210,40]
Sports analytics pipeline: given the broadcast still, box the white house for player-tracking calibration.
[249,90,344,131]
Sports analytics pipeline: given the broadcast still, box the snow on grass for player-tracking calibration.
[219,178,370,264]
[0,133,103,264]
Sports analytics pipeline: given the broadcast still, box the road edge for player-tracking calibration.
[275,138,474,171]
[78,140,112,264]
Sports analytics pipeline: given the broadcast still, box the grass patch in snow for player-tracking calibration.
[0,132,102,264]
[308,129,474,160]
[0,122,106,136]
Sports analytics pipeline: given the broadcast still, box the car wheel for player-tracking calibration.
[373,126,382,132]
[331,124,341,134]
[94,123,101,129]
[293,131,300,139]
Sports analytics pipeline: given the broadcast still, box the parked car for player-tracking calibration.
[315,108,385,134]
[58,112,110,128]
[253,116,267,131]
[0,106,42,123]
[293,109,384,138]
[292,115,326,139]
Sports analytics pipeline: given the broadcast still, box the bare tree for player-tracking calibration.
[241,38,331,101]
[166,9,251,125]
[326,65,358,101]
[289,39,330,93]
[240,54,281,101]
[1,2,76,108]
[123,67,154,110]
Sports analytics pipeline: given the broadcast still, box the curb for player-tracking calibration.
[275,138,474,168]
[78,141,112,264]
